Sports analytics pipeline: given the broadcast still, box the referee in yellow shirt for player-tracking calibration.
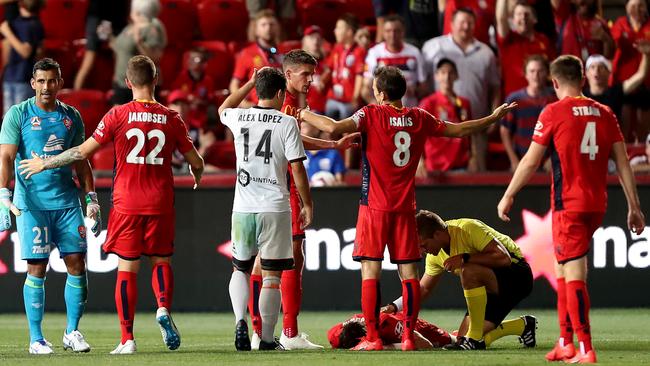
[384,210,536,350]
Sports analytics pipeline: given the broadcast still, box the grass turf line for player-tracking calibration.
[0,309,649,365]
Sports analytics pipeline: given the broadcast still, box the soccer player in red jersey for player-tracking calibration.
[300,66,515,351]
[327,312,454,350]
[19,55,205,355]
[498,55,645,363]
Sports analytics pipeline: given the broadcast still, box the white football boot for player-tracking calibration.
[63,330,91,352]
[279,332,324,350]
[29,339,53,354]
[110,339,136,354]
[251,332,261,350]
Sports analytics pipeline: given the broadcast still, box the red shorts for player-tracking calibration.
[552,211,604,264]
[353,205,420,263]
[290,181,305,240]
[102,210,175,260]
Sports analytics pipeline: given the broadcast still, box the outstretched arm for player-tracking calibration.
[18,138,102,179]
[495,0,510,39]
[301,132,360,150]
[444,102,517,137]
[299,110,358,135]
[611,141,645,234]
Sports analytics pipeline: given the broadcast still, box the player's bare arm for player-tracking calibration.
[183,148,205,190]
[220,68,266,114]
[498,141,547,221]
[18,138,102,179]
[443,241,511,272]
[301,132,360,150]
[611,141,646,234]
[0,144,21,216]
[290,160,313,229]
[299,110,358,135]
[444,102,517,138]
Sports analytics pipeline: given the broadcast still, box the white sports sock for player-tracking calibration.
[259,276,281,343]
[229,270,250,323]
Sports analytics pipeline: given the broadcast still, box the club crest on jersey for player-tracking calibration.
[63,117,73,130]
[237,168,251,187]
[30,117,42,130]
[78,225,86,239]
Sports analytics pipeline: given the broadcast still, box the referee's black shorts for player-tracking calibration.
[465,259,534,325]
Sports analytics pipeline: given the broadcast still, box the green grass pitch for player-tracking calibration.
[1,309,649,365]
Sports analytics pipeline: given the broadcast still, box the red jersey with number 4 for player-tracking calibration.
[93,101,194,215]
[352,104,446,212]
[533,96,623,212]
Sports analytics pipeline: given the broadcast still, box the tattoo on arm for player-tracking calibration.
[44,147,84,169]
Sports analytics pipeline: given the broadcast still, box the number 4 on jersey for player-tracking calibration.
[580,122,599,160]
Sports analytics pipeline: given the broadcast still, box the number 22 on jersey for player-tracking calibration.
[126,128,165,165]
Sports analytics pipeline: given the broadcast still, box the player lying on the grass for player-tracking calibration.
[218,67,313,351]
[298,66,516,351]
[18,55,205,355]
[0,58,100,355]
[327,312,455,350]
[383,210,536,351]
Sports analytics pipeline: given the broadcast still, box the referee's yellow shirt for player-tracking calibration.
[425,219,524,277]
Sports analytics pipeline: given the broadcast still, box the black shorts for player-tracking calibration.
[465,260,533,325]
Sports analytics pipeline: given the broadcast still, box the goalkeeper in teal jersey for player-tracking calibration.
[0,58,101,354]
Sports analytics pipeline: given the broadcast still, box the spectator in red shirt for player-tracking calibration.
[552,0,614,60]
[442,0,496,45]
[172,47,215,130]
[229,9,283,107]
[417,58,471,175]
[325,13,366,119]
[496,0,555,97]
[302,25,330,114]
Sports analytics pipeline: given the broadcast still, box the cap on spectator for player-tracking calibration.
[304,25,322,36]
[585,54,611,72]
[168,89,189,104]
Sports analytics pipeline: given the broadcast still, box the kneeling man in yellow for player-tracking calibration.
[384,210,536,350]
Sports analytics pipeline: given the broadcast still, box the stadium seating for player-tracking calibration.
[91,143,115,171]
[347,0,375,26]
[74,44,116,91]
[297,0,350,42]
[190,41,235,90]
[196,0,249,42]
[204,141,236,169]
[160,49,184,90]
[40,0,88,41]
[159,0,197,48]
[57,89,110,138]
[41,39,81,83]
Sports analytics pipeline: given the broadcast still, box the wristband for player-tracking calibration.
[85,192,98,204]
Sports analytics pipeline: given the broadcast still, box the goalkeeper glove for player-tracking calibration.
[85,192,101,237]
[0,188,21,231]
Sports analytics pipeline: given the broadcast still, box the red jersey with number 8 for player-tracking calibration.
[92,101,194,215]
[533,96,623,212]
[352,104,446,212]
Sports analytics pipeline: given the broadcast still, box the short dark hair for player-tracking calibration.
[339,321,366,349]
[383,14,405,26]
[127,55,157,86]
[373,66,407,101]
[452,7,476,20]
[415,210,447,239]
[523,54,549,74]
[338,13,360,33]
[282,49,318,70]
[256,67,286,100]
[32,58,61,77]
[436,58,458,73]
[550,55,584,86]
[21,0,44,13]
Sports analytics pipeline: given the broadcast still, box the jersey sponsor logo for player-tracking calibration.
[533,121,544,137]
[237,168,251,187]
[572,106,601,117]
[128,111,167,124]
[30,117,42,130]
[42,134,64,152]
[63,117,73,130]
[78,225,86,239]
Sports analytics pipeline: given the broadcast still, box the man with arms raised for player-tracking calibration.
[19,55,205,355]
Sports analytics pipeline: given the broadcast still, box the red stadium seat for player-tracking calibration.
[160,48,184,90]
[347,0,375,26]
[196,0,248,42]
[74,43,115,91]
[40,0,89,40]
[57,89,110,138]
[204,141,236,169]
[41,39,79,82]
[297,0,350,43]
[159,0,197,48]
[91,144,115,171]
[190,41,234,90]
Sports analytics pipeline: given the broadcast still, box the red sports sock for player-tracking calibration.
[401,279,421,342]
[556,278,573,343]
[281,268,302,338]
[361,279,381,341]
[248,274,262,336]
[566,280,592,353]
[151,262,173,309]
[115,271,137,343]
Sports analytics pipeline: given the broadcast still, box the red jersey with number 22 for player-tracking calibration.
[93,101,194,215]
[352,104,446,212]
[533,96,623,212]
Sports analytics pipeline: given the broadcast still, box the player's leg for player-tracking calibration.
[563,257,595,363]
[229,212,258,351]
[248,257,262,344]
[546,262,577,361]
[144,213,180,351]
[54,208,90,352]
[397,262,420,351]
[18,210,53,354]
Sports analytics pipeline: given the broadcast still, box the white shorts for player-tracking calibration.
[231,211,294,271]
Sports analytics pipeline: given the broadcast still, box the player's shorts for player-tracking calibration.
[552,211,604,264]
[466,259,533,325]
[353,205,420,263]
[231,211,294,271]
[102,210,175,260]
[17,207,87,260]
[290,181,305,240]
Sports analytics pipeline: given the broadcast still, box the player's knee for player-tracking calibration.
[460,264,482,288]
[26,259,47,277]
[63,253,86,275]
[262,275,281,289]
[232,256,255,273]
